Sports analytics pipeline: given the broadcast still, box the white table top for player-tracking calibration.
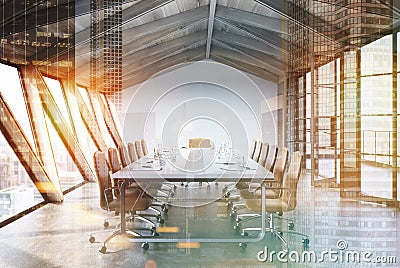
[113,148,273,182]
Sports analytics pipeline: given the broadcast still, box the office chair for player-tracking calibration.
[234,147,289,228]
[141,138,149,156]
[257,142,269,167]
[89,151,159,253]
[264,145,278,172]
[248,140,257,159]
[108,147,122,173]
[128,142,138,163]
[135,140,144,159]
[237,152,309,250]
[118,144,130,168]
[228,145,278,216]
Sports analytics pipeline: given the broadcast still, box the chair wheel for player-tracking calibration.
[288,222,295,230]
[277,231,283,236]
[103,221,109,228]
[215,182,218,186]
[233,223,241,234]
[180,182,184,186]
[236,218,242,223]
[142,242,149,250]
[229,212,237,220]
[89,236,95,243]
[239,242,247,249]
[99,246,107,254]
[154,232,160,237]
[241,231,249,237]
[225,191,230,197]
[302,238,309,246]
[159,218,164,224]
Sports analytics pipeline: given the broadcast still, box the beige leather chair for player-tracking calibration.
[238,151,309,249]
[257,143,269,167]
[248,140,257,159]
[252,140,262,162]
[135,140,144,159]
[141,139,149,156]
[108,147,122,173]
[89,151,158,253]
[118,144,131,168]
[188,137,211,148]
[264,145,278,172]
[128,142,138,163]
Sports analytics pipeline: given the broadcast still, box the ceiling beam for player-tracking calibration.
[122,5,209,45]
[34,0,175,63]
[206,0,217,58]
[123,47,205,88]
[215,5,285,34]
[212,41,283,75]
[210,54,280,83]
[122,31,207,74]
[211,46,281,77]
[75,0,175,44]
[215,17,290,51]
[213,30,282,60]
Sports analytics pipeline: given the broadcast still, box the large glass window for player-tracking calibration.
[0,64,44,222]
[42,77,83,191]
[360,35,393,199]
[91,93,115,148]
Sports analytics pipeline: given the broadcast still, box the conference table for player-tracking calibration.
[112,148,274,244]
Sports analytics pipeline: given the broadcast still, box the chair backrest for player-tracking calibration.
[252,141,263,162]
[248,140,257,159]
[118,144,130,168]
[272,147,288,185]
[135,140,144,159]
[108,147,121,173]
[189,138,211,148]
[128,142,138,162]
[258,143,269,167]
[282,151,303,211]
[141,139,149,156]
[264,145,278,172]
[94,151,114,209]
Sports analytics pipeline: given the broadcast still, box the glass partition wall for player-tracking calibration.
[0,62,121,225]
[289,36,399,202]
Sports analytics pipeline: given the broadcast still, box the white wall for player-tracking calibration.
[120,60,278,155]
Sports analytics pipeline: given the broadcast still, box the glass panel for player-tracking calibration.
[100,93,123,138]
[361,54,392,198]
[0,64,35,147]
[361,35,392,76]
[91,94,115,148]
[43,77,72,128]
[64,84,97,171]
[0,126,44,222]
[77,86,94,117]
[44,111,83,191]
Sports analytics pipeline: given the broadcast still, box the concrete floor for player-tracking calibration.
[0,175,399,267]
